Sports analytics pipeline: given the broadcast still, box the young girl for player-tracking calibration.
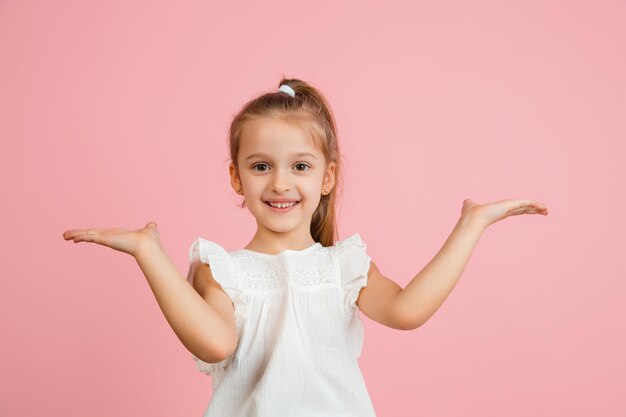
[63,78,548,416]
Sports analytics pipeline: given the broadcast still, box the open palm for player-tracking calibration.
[461,198,549,228]
[62,221,161,257]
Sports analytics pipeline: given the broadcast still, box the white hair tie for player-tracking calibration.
[278,84,295,97]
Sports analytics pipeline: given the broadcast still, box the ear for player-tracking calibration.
[322,162,336,195]
[229,162,243,194]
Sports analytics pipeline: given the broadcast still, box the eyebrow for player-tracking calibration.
[244,152,318,161]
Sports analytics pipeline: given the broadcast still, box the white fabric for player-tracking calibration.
[186,233,376,417]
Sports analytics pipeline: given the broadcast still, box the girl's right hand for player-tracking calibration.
[62,221,161,258]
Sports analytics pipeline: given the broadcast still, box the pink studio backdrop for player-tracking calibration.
[1,1,624,416]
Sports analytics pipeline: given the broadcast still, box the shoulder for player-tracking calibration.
[186,236,239,311]
[187,237,237,283]
[332,233,370,275]
[331,235,408,329]
[333,232,366,251]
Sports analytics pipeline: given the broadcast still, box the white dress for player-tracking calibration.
[186,233,377,417]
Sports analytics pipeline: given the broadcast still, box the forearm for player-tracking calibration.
[396,215,486,328]
[133,239,232,363]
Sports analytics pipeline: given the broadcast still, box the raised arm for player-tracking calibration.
[357,198,548,330]
[392,214,486,329]
[63,222,236,363]
[134,239,237,362]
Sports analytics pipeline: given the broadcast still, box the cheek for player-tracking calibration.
[311,178,326,193]
[240,176,263,191]
[302,184,323,201]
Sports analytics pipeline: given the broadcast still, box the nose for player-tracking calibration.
[271,168,291,192]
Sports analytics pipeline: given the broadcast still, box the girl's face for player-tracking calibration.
[230,117,335,240]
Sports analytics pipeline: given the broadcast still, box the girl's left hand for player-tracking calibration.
[461,198,549,229]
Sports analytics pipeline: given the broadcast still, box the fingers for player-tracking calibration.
[500,199,547,217]
[69,230,92,243]
[63,228,105,243]
[63,229,85,241]
[519,200,548,215]
[528,200,548,214]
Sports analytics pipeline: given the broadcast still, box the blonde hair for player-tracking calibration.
[228,77,343,247]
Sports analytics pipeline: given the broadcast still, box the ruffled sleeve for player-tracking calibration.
[335,233,372,315]
[335,233,372,358]
[186,237,248,382]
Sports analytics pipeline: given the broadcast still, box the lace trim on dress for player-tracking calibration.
[230,250,338,289]
[187,237,249,384]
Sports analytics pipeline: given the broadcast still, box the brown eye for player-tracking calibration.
[252,163,269,172]
[295,163,310,171]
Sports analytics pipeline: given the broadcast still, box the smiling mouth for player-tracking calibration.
[265,201,301,208]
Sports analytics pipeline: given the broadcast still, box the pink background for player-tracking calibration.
[1,0,625,416]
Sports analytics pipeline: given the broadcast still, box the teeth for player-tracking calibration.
[268,201,297,208]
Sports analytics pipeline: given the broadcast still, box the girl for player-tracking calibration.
[63,78,548,417]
